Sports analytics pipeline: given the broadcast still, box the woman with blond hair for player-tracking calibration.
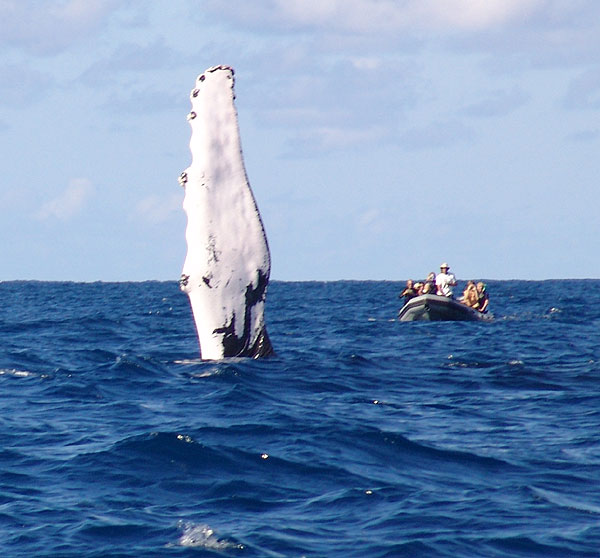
[460,280,478,307]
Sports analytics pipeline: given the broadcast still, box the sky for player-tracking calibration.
[1,0,600,281]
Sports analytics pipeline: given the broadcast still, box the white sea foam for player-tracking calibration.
[0,368,35,377]
[173,360,228,378]
[176,522,243,550]
[173,358,204,365]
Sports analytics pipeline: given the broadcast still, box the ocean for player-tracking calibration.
[1,279,599,557]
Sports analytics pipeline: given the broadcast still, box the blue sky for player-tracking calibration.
[2,0,599,281]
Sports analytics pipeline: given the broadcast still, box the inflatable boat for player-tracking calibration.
[398,294,491,322]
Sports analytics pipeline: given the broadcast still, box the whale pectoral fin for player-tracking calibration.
[249,328,274,359]
[181,65,273,360]
[214,319,273,359]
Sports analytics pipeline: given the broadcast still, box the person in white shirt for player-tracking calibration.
[436,262,457,298]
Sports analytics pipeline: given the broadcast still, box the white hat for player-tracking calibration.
[440,262,450,269]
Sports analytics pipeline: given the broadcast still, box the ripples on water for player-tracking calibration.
[1,280,599,557]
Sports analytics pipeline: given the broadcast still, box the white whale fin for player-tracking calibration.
[179,65,273,360]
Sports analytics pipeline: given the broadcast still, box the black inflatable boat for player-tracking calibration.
[398,294,491,322]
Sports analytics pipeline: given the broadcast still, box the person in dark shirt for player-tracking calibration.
[399,280,418,304]
[475,282,489,313]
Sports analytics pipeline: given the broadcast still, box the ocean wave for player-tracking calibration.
[530,486,600,514]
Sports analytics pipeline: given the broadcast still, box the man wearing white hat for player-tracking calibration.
[436,263,457,298]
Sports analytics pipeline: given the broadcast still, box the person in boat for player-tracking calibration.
[475,282,489,313]
[436,263,457,298]
[460,280,478,307]
[399,280,418,303]
[422,272,436,295]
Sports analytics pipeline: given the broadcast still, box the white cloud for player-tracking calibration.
[285,125,389,156]
[357,208,380,227]
[81,38,183,83]
[133,194,181,225]
[565,129,599,143]
[563,69,600,110]
[462,87,530,118]
[207,0,550,33]
[350,57,383,71]
[399,119,475,150]
[0,63,54,107]
[0,0,119,54]
[36,178,95,220]
[409,0,544,31]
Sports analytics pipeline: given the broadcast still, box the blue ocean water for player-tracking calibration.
[1,279,600,557]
